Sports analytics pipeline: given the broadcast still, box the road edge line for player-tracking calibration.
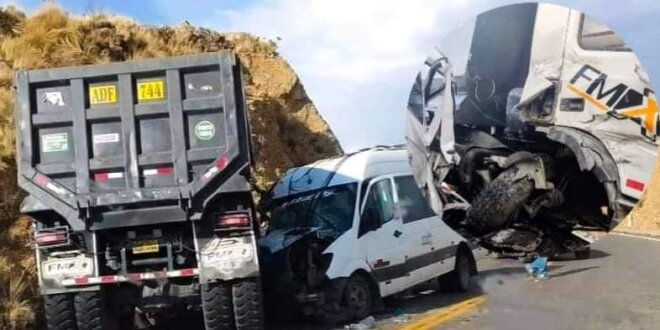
[611,232,660,242]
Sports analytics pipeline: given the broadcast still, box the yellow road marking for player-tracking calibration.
[398,295,487,330]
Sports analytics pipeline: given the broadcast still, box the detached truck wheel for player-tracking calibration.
[44,293,77,330]
[467,166,534,232]
[201,281,235,330]
[74,290,108,330]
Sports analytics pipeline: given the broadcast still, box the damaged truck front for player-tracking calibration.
[16,52,264,329]
[406,3,658,258]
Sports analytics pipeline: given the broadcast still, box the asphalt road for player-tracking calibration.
[436,235,660,330]
[157,233,660,329]
[382,232,660,330]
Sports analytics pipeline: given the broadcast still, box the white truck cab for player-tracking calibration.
[406,3,658,258]
[258,147,484,322]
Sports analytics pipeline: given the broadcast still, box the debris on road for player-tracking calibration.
[346,316,376,329]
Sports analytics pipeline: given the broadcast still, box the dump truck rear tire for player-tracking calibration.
[233,278,265,330]
[201,281,235,330]
[74,290,107,330]
[44,293,78,330]
[467,166,534,232]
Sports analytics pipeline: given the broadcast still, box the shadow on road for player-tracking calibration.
[552,249,611,261]
[477,264,564,279]
[550,266,601,279]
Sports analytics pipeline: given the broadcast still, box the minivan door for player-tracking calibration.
[394,175,449,285]
[359,177,408,297]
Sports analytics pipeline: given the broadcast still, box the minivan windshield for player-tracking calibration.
[269,183,358,234]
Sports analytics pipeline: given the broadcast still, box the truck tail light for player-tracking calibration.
[35,230,69,247]
[215,213,251,230]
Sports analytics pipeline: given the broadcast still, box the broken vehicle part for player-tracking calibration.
[405,3,658,257]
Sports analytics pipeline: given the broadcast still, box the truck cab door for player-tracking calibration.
[556,10,657,200]
[359,177,407,297]
[406,52,458,216]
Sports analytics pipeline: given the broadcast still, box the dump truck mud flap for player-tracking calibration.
[36,248,100,295]
[196,234,260,284]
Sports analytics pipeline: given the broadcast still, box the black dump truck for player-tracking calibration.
[14,52,264,329]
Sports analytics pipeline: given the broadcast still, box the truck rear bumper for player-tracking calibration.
[60,268,199,287]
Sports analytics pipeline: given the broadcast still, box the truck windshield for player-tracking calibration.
[269,183,358,234]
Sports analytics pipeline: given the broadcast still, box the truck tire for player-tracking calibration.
[201,281,235,330]
[74,290,107,330]
[44,293,78,330]
[467,166,534,232]
[233,278,265,330]
[440,250,472,293]
[342,274,372,321]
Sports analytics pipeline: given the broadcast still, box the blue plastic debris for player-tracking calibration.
[525,256,548,279]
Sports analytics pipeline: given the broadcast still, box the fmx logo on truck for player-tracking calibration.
[567,64,659,140]
[15,52,265,330]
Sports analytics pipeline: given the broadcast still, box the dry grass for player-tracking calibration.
[616,149,660,236]
[0,4,341,328]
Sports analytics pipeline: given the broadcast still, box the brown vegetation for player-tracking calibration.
[0,4,341,328]
[617,157,660,236]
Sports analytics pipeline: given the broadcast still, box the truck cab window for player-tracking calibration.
[579,14,631,51]
[395,176,435,223]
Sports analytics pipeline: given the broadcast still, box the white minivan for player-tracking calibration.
[257,147,485,322]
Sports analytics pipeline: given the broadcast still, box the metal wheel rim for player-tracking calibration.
[347,282,369,315]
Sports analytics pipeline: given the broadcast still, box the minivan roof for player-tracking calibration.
[271,147,411,199]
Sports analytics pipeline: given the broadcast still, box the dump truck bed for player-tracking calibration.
[15,51,251,231]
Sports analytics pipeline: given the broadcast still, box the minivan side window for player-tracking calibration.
[394,176,435,223]
[579,14,631,52]
[361,179,395,229]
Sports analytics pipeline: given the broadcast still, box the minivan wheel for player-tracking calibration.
[342,274,372,321]
[44,293,77,330]
[441,251,472,293]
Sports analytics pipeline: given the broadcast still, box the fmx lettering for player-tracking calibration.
[567,64,658,139]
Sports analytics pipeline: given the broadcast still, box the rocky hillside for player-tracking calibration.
[0,5,341,329]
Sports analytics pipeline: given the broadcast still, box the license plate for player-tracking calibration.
[133,240,159,254]
[89,85,117,105]
[42,257,94,278]
[137,80,165,101]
